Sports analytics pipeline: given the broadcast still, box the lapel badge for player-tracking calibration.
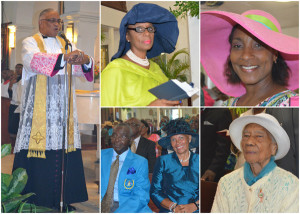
[124,179,134,190]
[258,188,264,203]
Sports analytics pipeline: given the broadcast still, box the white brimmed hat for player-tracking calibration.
[229,113,290,160]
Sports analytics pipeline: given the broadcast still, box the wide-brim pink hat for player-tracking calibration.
[201,10,299,97]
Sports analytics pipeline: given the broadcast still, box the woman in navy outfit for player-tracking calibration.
[150,118,199,213]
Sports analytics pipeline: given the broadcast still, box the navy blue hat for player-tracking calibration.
[111,3,179,61]
[158,118,199,150]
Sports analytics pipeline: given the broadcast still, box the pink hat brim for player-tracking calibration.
[201,11,299,97]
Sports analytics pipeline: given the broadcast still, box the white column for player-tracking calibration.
[188,15,200,106]
[61,2,99,90]
[108,28,115,60]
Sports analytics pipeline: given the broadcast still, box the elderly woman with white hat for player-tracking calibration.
[211,113,299,212]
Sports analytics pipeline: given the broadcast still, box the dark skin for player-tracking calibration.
[159,117,169,129]
[8,65,23,89]
[2,70,13,82]
[15,65,23,76]
[149,99,181,106]
[161,199,199,213]
[111,126,131,155]
[160,134,199,213]
[39,10,89,65]
[190,116,199,133]
[241,123,277,176]
[124,118,142,139]
[123,22,180,107]
[230,26,286,106]
[201,169,216,182]
[140,124,149,138]
[8,73,18,89]
[123,22,154,69]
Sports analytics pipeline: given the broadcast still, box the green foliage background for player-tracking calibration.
[1,144,52,213]
[170,1,199,19]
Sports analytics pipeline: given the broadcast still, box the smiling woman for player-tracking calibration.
[170,134,192,157]
[150,118,199,213]
[101,3,181,107]
[229,27,278,87]
[201,9,299,106]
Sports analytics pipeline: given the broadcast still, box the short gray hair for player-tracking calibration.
[114,123,133,138]
[39,8,56,20]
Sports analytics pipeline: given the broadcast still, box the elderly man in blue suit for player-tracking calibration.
[101,123,152,213]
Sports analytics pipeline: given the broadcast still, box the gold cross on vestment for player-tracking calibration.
[32,132,45,144]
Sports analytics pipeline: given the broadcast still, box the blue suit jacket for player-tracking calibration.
[150,151,199,212]
[101,148,152,213]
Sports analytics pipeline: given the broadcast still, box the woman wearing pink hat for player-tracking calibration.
[201,10,299,106]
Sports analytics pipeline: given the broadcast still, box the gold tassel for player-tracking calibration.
[27,150,46,159]
[66,146,76,153]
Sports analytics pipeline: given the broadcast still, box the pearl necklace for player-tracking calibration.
[126,49,149,66]
[179,151,190,163]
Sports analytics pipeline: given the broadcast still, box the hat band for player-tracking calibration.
[244,14,279,33]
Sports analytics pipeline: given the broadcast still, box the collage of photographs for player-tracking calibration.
[1,1,299,213]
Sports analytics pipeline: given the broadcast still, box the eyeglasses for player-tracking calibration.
[41,19,63,25]
[127,26,156,33]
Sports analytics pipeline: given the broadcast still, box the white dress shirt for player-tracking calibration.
[133,135,141,151]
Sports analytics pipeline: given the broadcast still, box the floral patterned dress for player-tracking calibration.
[223,90,298,107]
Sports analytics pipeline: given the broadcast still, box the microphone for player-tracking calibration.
[58,31,71,45]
